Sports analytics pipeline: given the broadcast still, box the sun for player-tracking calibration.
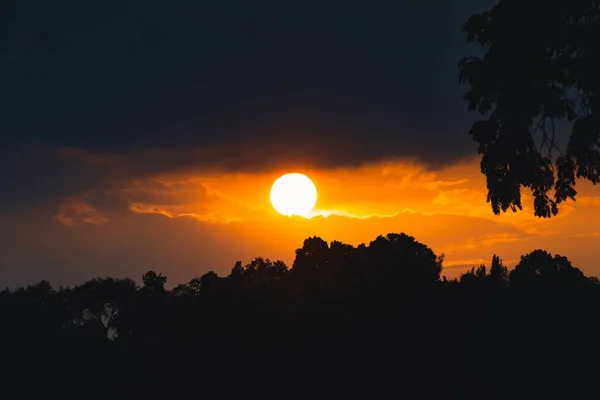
[270,173,317,217]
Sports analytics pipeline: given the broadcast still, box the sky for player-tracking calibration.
[3,0,600,288]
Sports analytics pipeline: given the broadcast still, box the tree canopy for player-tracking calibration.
[460,0,600,217]
[2,233,599,396]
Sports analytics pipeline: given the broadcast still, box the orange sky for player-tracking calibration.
[38,154,600,287]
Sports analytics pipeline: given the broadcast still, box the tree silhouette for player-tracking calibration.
[142,271,167,293]
[459,1,600,217]
[292,236,330,273]
[291,236,331,293]
[230,261,244,281]
[241,257,288,286]
[459,255,508,290]
[171,276,203,297]
[367,233,443,293]
[509,249,586,288]
[199,270,223,294]
[327,240,359,292]
[489,254,509,288]
[2,232,600,396]
[69,277,138,340]
[460,264,487,287]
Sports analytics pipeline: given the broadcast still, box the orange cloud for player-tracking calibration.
[577,196,600,207]
[54,155,600,279]
[55,197,109,226]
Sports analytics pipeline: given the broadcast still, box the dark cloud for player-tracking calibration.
[2,1,493,149]
[1,0,497,209]
[0,144,111,210]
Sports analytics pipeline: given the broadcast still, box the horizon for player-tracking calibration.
[6,154,599,289]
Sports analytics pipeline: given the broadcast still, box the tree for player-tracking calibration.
[1,281,70,340]
[459,0,600,218]
[292,236,330,273]
[328,240,356,272]
[291,236,331,291]
[367,233,443,292]
[460,265,487,287]
[69,277,138,340]
[142,271,167,293]
[327,240,359,291]
[171,277,203,297]
[459,255,508,289]
[230,261,244,281]
[199,271,223,295]
[243,257,288,285]
[489,254,509,288]
[509,249,586,288]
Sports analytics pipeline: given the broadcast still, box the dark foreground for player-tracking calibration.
[3,235,600,397]
[5,288,600,398]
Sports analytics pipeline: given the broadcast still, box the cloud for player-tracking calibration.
[55,197,109,226]
[50,154,600,234]
[2,0,492,219]
[43,156,543,280]
[577,196,600,207]
[128,202,244,224]
[4,149,600,288]
[4,0,480,167]
[120,175,260,224]
[51,156,483,226]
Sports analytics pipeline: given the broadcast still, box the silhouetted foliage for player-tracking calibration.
[489,254,509,287]
[460,0,600,217]
[2,232,600,396]
[367,233,443,294]
[460,254,509,290]
[69,277,138,340]
[142,270,167,293]
[509,249,587,289]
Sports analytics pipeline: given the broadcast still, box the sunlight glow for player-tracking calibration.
[270,173,317,217]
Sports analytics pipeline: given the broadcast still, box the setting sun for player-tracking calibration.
[270,173,317,217]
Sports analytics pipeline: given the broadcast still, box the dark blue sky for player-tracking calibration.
[2,0,497,208]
